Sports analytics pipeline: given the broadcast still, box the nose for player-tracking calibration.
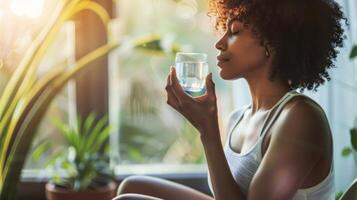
[215,34,228,51]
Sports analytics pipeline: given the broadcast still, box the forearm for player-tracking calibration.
[200,123,246,200]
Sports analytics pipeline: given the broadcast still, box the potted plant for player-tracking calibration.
[32,113,116,200]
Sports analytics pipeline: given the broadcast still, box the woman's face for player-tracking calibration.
[215,18,270,80]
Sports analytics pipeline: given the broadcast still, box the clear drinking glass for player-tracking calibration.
[175,52,209,93]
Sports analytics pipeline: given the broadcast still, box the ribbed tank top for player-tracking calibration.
[207,91,335,200]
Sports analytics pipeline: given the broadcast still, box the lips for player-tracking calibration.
[217,55,230,62]
[217,55,230,67]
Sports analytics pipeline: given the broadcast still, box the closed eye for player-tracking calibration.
[231,30,240,35]
[230,23,241,36]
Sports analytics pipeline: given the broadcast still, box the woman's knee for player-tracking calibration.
[113,193,162,200]
[117,175,151,195]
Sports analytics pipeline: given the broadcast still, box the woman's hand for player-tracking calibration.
[165,66,219,134]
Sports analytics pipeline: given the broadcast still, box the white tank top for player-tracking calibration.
[207,91,335,200]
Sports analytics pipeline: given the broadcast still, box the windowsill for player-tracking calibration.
[114,163,208,176]
[22,163,208,181]
[19,164,212,200]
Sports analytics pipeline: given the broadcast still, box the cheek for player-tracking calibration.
[228,37,266,69]
[218,36,268,80]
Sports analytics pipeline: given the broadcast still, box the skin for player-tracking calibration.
[115,18,333,200]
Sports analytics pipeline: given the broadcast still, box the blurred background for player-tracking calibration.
[0,0,356,198]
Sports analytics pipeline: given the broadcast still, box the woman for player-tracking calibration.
[114,0,347,199]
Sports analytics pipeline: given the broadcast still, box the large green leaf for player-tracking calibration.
[0,0,67,120]
[0,67,65,173]
[0,0,101,154]
[0,0,79,122]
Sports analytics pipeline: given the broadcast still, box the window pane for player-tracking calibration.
[109,0,234,172]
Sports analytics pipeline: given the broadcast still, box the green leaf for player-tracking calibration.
[350,128,357,150]
[92,126,111,152]
[84,116,108,152]
[76,114,82,135]
[77,113,97,156]
[45,148,65,167]
[128,147,144,162]
[342,147,352,157]
[53,119,71,141]
[350,45,357,59]
[52,174,62,185]
[335,191,344,200]
[31,140,52,162]
[0,67,64,171]
[83,113,96,136]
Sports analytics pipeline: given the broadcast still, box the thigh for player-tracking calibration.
[117,175,213,200]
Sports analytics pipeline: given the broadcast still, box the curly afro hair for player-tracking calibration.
[209,0,348,91]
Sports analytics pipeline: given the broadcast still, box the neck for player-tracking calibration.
[245,72,291,115]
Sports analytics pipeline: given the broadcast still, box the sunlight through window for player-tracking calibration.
[0,9,3,21]
[10,0,44,19]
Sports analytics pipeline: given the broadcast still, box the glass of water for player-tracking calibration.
[175,52,209,93]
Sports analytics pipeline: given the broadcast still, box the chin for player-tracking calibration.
[219,69,242,80]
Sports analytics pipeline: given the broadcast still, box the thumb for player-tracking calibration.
[205,73,216,97]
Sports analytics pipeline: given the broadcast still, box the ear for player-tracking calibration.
[263,41,275,59]
[264,40,275,51]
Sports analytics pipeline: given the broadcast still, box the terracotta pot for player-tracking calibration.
[45,181,117,200]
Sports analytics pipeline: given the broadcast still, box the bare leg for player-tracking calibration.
[113,193,163,200]
[116,175,213,200]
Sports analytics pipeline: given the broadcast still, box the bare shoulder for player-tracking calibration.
[284,96,327,122]
[249,96,332,199]
[272,95,331,151]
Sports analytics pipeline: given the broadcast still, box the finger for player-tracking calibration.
[205,73,216,98]
[165,73,180,110]
[170,67,192,102]
[167,93,180,110]
[165,72,172,91]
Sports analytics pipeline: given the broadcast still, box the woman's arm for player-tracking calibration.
[165,67,246,200]
[247,99,329,200]
[200,123,246,200]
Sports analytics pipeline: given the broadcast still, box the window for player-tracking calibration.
[0,0,235,178]
[108,0,234,174]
